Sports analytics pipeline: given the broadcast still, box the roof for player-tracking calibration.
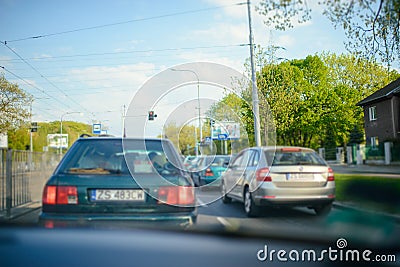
[357,77,400,106]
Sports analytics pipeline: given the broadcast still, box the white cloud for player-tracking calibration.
[29,63,159,136]
[176,50,246,73]
[189,22,248,45]
[68,62,156,88]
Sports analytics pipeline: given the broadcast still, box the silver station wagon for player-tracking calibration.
[220,146,335,217]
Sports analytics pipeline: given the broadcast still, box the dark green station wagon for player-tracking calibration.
[39,136,197,228]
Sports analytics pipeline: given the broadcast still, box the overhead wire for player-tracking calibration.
[0,65,71,109]
[1,41,94,117]
[0,44,249,63]
[3,2,247,43]
[0,1,249,124]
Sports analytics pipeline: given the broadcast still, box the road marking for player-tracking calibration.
[217,217,233,227]
[217,217,241,232]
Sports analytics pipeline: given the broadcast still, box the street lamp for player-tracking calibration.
[60,111,83,154]
[170,68,202,156]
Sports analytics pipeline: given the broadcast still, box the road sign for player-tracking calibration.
[92,123,102,135]
[211,121,240,140]
[218,133,228,140]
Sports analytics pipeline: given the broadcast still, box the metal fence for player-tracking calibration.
[319,142,399,165]
[392,142,400,162]
[365,144,385,161]
[0,149,62,218]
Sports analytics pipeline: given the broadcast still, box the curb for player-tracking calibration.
[0,202,41,221]
[333,202,400,224]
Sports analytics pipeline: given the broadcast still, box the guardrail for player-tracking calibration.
[0,149,62,219]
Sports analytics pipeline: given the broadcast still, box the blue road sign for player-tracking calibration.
[218,133,228,140]
[92,123,102,135]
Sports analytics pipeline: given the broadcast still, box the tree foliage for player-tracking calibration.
[256,0,400,67]
[240,50,399,149]
[162,123,200,155]
[0,74,32,133]
[7,121,91,152]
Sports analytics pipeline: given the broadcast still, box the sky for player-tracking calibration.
[0,0,349,139]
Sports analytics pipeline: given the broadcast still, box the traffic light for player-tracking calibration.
[210,119,215,126]
[148,111,157,120]
[31,122,38,132]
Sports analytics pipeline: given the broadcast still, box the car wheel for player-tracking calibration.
[192,178,198,187]
[221,182,232,204]
[197,176,203,187]
[314,203,332,216]
[244,187,259,217]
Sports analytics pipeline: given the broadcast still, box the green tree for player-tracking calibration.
[248,51,399,149]
[8,121,91,152]
[0,74,32,133]
[7,126,30,150]
[256,0,400,68]
[321,52,399,146]
[162,123,198,155]
[207,93,255,151]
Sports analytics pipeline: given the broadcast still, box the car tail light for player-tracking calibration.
[42,185,78,205]
[327,168,335,181]
[256,167,272,182]
[158,186,195,206]
[205,168,214,177]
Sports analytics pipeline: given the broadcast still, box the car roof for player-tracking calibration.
[250,146,315,152]
[78,135,166,142]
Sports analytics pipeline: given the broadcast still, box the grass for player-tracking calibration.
[334,174,400,215]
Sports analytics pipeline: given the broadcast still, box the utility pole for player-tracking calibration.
[247,0,261,147]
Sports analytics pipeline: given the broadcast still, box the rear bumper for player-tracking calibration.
[252,182,335,207]
[39,211,197,228]
[255,196,335,207]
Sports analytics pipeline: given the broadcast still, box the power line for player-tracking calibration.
[0,44,248,62]
[3,2,246,43]
[0,65,71,109]
[1,41,94,117]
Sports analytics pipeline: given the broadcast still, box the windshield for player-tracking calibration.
[1,1,400,266]
[267,151,327,166]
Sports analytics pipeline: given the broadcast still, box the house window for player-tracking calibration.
[370,136,379,148]
[369,106,377,121]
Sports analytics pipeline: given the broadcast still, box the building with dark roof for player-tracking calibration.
[357,78,400,146]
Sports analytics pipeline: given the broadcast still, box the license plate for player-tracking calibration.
[90,189,145,201]
[286,173,313,180]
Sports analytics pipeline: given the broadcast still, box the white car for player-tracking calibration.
[221,146,335,217]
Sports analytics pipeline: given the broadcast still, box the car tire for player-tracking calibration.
[244,187,259,217]
[193,175,200,187]
[197,176,203,187]
[314,203,332,216]
[221,182,232,204]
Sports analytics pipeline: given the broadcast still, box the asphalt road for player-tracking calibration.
[9,188,399,246]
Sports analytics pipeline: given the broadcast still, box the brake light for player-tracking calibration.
[42,185,78,205]
[327,168,335,181]
[205,168,214,177]
[280,147,301,152]
[256,168,272,182]
[158,186,195,206]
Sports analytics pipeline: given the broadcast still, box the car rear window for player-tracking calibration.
[265,150,326,166]
[58,139,181,175]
